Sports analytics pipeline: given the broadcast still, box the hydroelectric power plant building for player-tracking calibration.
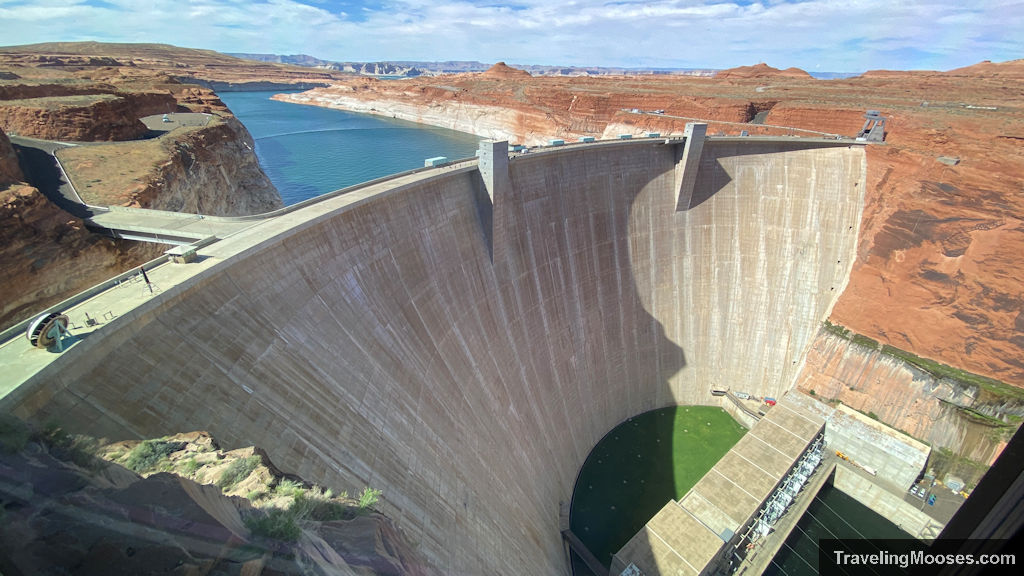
[2,130,869,574]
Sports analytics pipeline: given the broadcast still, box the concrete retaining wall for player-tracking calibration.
[4,140,865,574]
[827,404,930,490]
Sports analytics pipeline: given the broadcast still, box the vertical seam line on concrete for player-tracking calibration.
[645,524,700,575]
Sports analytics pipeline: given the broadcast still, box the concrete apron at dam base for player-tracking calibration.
[0,134,866,575]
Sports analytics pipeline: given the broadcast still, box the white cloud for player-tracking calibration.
[0,0,1019,71]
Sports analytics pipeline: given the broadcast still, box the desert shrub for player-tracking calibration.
[183,458,201,476]
[244,507,301,542]
[124,439,185,473]
[299,491,354,522]
[38,423,102,470]
[217,455,261,490]
[275,478,304,498]
[312,499,353,521]
[358,487,382,510]
[0,414,31,454]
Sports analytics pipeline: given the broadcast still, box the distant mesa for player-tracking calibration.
[480,62,532,80]
[945,58,1024,79]
[715,63,812,79]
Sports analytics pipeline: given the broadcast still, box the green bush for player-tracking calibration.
[851,333,880,349]
[358,487,382,510]
[275,478,304,498]
[0,414,31,454]
[124,440,185,473]
[38,423,101,470]
[244,507,301,542]
[217,455,261,490]
[183,458,201,476]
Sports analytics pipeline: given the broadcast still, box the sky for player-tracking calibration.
[0,0,1020,72]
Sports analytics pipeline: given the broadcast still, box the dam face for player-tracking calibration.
[6,138,865,574]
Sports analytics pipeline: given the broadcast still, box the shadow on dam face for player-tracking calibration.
[4,139,866,575]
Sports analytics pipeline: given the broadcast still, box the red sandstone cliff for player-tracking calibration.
[0,90,178,141]
[0,177,164,329]
[0,127,23,183]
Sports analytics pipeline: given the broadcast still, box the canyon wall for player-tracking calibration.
[796,330,1022,467]
[0,128,23,182]
[0,173,164,329]
[123,117,282,215]
[273,84,757,146]
[5,139,865,575]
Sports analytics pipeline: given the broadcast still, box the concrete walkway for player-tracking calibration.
[85,207,262,245]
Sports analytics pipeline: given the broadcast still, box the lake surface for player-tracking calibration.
[218,91,482,206]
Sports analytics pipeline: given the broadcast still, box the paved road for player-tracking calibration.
[9,135,92,218]
[9,130,258,244]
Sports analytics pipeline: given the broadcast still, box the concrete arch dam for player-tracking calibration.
[5,137,866,574]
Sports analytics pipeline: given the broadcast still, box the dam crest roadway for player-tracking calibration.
[0,131,867,576]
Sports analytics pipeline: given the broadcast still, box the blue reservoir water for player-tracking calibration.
[218,91,482,205]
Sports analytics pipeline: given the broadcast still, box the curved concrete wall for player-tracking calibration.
[7,139,865,574]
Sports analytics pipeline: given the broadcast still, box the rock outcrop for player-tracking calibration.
[0,90,178,141]
[0,422,434,576]
[56,116,282,215]
[0,182,164,328]
[141,116,282,214]
[0,127,23,183]
[796,330,1022,466]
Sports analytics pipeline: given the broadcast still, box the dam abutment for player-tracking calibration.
[2,138,866,575]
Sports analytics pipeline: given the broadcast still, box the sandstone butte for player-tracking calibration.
[275,60,1024,392]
